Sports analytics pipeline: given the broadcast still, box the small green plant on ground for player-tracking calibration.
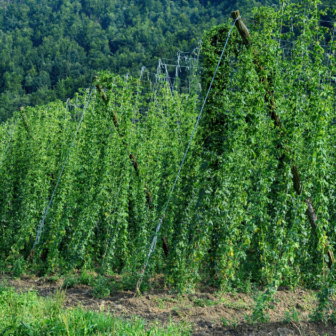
[92,275,110,299]
[222,317,230,326]
[283,305,300,323]
[78,270,94,286]
[311,267,336,323]
[162,297,177,303]
[12,256,25,278]
[173,306,183,318]
[220,297,250,310]
[62,275,78,289]
[245,287,277,324]
[193,297,217,307]
[48,275,60,283]
[155,298,167,309]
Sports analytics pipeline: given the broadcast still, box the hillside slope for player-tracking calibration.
[0,0,276,122]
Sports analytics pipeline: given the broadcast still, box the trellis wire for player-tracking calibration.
[30,86,94,253]
[0,116,19,170]
[135,17,239,293]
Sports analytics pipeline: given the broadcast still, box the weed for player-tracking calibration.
[247,287,277,324]
[283,305,300,323]
[79,270,94,286]
[12,257,25,278]
[221,298,250,310]
[230,318,239,329]
[155,298,167,309]
[0,282,190,335]
[93,275,110,299]
[62,275,78,289]
[163,297,177,303]
[222,317,230,326]
[311,268,336,323]
[48,275,60,283]
[193,298,217,307]
[173,306,183,318]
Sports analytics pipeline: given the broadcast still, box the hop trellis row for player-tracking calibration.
[0,0,335,296]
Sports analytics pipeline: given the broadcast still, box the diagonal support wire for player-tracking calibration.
[135,17,240,294]
[29,86,94,256]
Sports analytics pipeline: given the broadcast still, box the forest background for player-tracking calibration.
[2,0,333,123]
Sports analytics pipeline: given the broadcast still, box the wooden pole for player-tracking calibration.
[93,77,119,129]
[231,10,251,46]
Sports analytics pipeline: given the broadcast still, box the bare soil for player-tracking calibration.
[1,273,336,336]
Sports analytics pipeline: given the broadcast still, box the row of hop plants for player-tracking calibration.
[1,0,336,302]
[0,72,198,284]
[166,0,336,294]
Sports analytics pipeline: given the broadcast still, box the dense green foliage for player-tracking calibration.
[0,0,278,122]
[202,2,335,287]
[0,69,199,284]
[0,282,190,335]
[1,0,336,314]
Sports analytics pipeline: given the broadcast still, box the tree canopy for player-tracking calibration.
[0,0,277,122]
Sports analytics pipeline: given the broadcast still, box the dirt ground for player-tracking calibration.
[2,273,336,336]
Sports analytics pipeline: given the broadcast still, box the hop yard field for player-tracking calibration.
[1,1,336,335]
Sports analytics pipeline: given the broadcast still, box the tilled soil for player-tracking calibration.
[2,274,336,336]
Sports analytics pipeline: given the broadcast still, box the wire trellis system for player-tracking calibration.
[28,86,95,260]
[134,16,240,294]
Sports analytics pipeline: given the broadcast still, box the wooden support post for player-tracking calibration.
[94,79,108,103]
[111,109,119,130]
[232,11,334,268]
[129,153,139,177]
[231,11,281,129]
[291,165,334,268]
[162,236,169,258]
[93,76,119,129]
[145,185,152,207]
[231,10,251,46]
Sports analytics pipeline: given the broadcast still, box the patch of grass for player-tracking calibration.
[283,305,300,323]
[155,298,167,309]
[162,297,177,303]
[0,281,191,335]
[220,298,250,310]
[193,297,217,307]
[154,296,179,309]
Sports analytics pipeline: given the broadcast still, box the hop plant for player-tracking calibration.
[12,257,25,278]
[93,275,110,299]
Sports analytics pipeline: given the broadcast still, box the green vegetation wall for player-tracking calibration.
[162,0,336,291]
[0,72,199,281]
[0,0,336,294]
